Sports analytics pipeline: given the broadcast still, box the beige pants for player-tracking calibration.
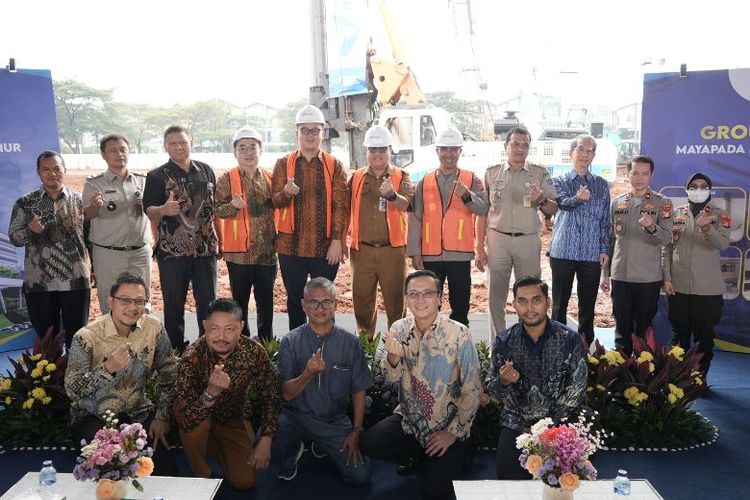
[179,417,257,490]
[350,244,407,338]
[487,231,541,340]
[92,244,151,313]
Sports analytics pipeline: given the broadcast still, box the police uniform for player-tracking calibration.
[483,161,557,336]
[664,203,729,373]
[83,170,151,313]
[605,189,673,354]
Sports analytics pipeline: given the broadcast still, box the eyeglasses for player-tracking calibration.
[573,146,595,154]
[406,290,439,300]
[304,299,335,310]
[113,296,147,307]
[299,127,323,136]
[367,147,389,154]
[437,147,462,153]
[508,142,530,150]
[167,140,189,148]
[236,145,260,154]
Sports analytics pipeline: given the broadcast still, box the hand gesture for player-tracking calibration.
[695,214,716,231]
[149,419,171,450]
[527,183,544,204]
[105,343,132,374]
[663,281,675,296]
[499,360,520,386]
[161,192,180,217]
[426,430,456,457]
[600,277,611,293]
[575,185,591,201]
[89,190,104,209]
[638,212,655,230]
[249,436,272,470]
[383,331,404,360]
[454,180,469,198]
[380,177,395,198]
[341,433,364,466]
[284,177,300,196]
[230,193,245,210]
[28,214,45,234]
[207,363,231,395]
[305,348,325,375]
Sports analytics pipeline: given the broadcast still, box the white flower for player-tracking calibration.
[515,433,532,449]
[530,418,553,435]
[135,439,145,448]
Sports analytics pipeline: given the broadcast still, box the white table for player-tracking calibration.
[453,479,664,500]
[1,473,222,500]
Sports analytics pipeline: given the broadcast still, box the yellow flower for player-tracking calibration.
[42,375,51,382]
[695,377,703,385]
[0,377,11,391]
[636,351,654,364]
[4,396,11,405]
[17,357,25,366]
[37,359,49,368]
[42,396,52,405]
[668,383,684,399]
[30,368,43,379]
[667,393,677,404]
[624,386,648,407]
[587,355,599,365]
[690,370,701,377]
[602,350,626,367]
[31,387,47,400]
[596,384,606,392]
[22,398,34,410]
[45,363,56,372]
[29,354,41,361]
[667,346,685,362]
[648,362,655,374]
[586,386,593,392]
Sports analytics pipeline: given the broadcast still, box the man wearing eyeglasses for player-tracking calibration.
[360,270,481,500]
[143,125,219,351]
[215,127,277,341]
[348,124,412,339]
[270,277,372,486]
[408,127,488,328]
[548,135,610,345]
[477,127,558,338]
[272,105,349,330]
[83,134,152,315]
[66,272,178,476]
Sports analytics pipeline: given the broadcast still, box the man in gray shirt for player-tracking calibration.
[408,127,489,327]
[271,277,372,486]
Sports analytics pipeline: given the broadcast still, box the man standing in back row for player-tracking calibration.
[272,105,349,330]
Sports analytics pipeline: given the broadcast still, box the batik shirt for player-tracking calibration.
[8,186,90,292]
[487,318,587,432]
[65,314,177,425]
[173,336,281,437]
[383,314,481,447]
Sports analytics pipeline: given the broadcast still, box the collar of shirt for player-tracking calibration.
[166,159,198,175]
[562,169,594,183]
[102,313,144,339]
[38,185,72,200]
[410,313,441,341]
[519,317,553,357]
[304,323,337,343]
[502,161,530,172]
[105,170,132,183]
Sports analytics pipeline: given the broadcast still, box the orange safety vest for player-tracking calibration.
[221,167,272,253]
[275,150,335,237]
[421,169,475,256]
[349,166,407,251]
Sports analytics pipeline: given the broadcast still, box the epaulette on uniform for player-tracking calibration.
[86,173,104,180]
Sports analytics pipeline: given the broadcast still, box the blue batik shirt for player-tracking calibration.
[550,169,610,262]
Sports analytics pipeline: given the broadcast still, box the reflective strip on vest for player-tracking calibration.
[421,169,475,255]
[221,167,251,252]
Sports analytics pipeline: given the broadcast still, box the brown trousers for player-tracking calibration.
[350,244,407,337]
[180,417,256,490]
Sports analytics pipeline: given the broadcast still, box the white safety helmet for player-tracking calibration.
[435,127,464,147]
[232,127,263,146]
[295,104,326,125]
[363,124,393,148]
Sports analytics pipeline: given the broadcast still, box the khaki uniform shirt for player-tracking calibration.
[606,189,673,282]
[484,161,557,234]
[83,170,150,247]
[663,204,729,295]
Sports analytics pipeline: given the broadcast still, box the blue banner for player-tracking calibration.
[642,68,750,350]
[0,68,59,359]
[326,0,369,98]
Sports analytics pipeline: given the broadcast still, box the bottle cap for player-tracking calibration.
[618,469,628,475]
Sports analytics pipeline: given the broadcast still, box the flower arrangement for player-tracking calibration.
[0,327,71,446]
[516,415,606,492]
[73,410,154,497]
[586,328,713,448]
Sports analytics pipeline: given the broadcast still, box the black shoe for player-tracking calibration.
[396,456,421,476]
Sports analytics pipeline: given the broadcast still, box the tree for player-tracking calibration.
[424,91,487,138]
[276,98,308,147]
[54,79,114,153]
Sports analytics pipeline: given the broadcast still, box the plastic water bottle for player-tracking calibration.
[613,469,631,496]
[39,460,57,487]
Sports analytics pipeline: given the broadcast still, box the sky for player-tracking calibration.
[3,0,749,112]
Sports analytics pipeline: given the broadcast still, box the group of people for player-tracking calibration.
[7,103,728,499]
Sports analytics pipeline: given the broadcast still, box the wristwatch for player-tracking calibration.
[201,391,216,404]
[351,425,364,433]
[386,192,398,202]
[537,197,548,208]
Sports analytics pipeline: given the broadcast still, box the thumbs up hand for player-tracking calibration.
[284,177,300,196]
[161,191,181,217]
[380,177,395,197]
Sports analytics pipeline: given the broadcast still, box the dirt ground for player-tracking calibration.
[67,171,628,328]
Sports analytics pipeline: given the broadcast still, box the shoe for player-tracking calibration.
[310,441,327,459]
[396,455,421,476]
[277,441,305,481]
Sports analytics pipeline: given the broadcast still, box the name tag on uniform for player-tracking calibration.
[522,195,532,207]
[379,196,387,212]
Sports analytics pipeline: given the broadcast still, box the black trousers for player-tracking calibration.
[226,262,277,340]
[612,280,662,355]
[72,413,178,477]
[424,260,471,327]
[360,414,466,500]
[278,254,338,331]
[668,292,723,374]
[26,289,90,349]
[495,426,532,480]
[157,256,217,349]
[550,258,601,344]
